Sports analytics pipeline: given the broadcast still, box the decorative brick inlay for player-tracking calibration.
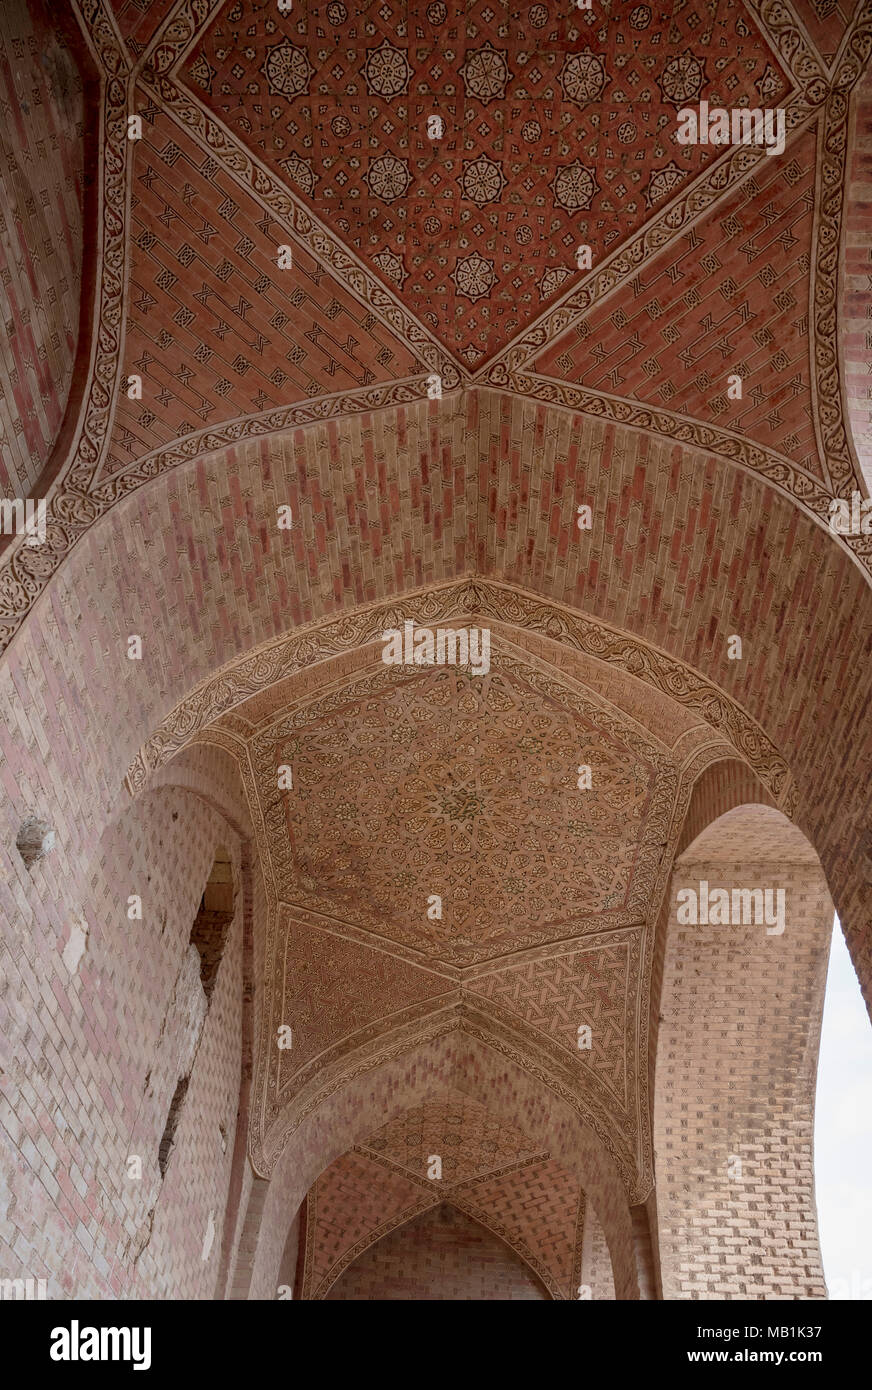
[183,0,787,366]
[0,0,84,498]
[325,1204,548,1300]
[534,132,822,479]
[654,806,832,1299]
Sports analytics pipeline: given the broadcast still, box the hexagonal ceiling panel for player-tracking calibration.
[254,649,672,964]
[182,0,789,367]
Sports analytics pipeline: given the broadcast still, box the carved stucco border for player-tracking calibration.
[125,580,793,803]
[0,0,131,654]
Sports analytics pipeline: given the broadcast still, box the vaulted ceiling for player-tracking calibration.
[256,653,669,964]
[3,0,872,659]
[4,0,871,1298]
[297,1088,587,1298]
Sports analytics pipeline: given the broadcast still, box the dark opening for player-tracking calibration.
[158,1075,190,1177]
[189,848,235,1002]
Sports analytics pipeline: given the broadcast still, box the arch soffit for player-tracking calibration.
[308,1196,561,1302]
[256,1026,639,1296]
[125,581,794,812]
[1,1,871,658]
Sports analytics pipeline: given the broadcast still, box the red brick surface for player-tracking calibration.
[535,132,821,475]
[654,807,831,1300]
[325,1204,548,1301]
[0,0,84,499]
[0,0,869,1302]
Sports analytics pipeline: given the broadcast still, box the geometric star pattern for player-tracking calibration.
[533,130,821,478]
[269,659,661,964]
[184,0,789,365]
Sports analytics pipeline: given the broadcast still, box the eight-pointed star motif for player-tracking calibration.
[459,156,506,207]
[658,48,707,105]
[366,154,413,204]
[550,160,599,212]
[558,51,610,106]
[261,41,314,99]
[363,40,413,97]
[460,44,512,104]
[452,252,497,302]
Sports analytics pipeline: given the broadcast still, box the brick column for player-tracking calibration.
[654,807,832,1299]
[579,1200,616,1299]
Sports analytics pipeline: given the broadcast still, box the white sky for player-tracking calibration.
[814,918,872,1299]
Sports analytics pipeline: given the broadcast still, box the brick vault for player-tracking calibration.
[0,0,870,1301]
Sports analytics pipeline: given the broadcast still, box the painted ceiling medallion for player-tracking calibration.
[280,153,318,197]
[558,51,610,106]
[550,160,598,212]
[363,41,413,98]
[539,265,572,299]
[459,155,506,206]
[645,161,685,206]
[658,49,707,105]
[452,252,497,302]
[262,41,314,99]
[460,44,512,104]
[373,249,408,289]
[365,153,412,203]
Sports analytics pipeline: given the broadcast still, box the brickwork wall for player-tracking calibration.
[325,1205,548,1301]
[0,0,84,500]
[654,810,832,1299]
[649,762,777,1108]
[0,756,251,1298]
[580,1201,616,1301]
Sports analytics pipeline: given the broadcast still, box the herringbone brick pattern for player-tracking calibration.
[0,0,84,498]
[325,1205,547,1300]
